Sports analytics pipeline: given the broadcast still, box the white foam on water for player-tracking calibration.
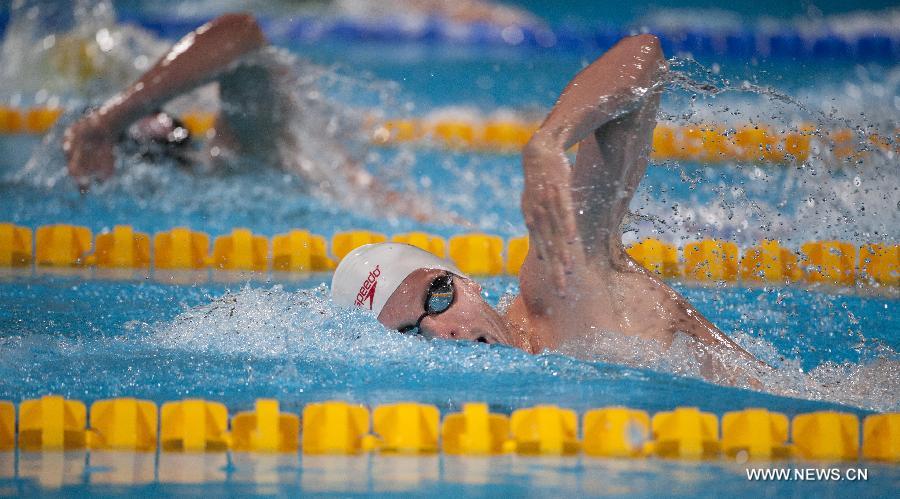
[142,285,899,412]
[144,285,558,379]
[0,0,169,105]
[559,322,900,413]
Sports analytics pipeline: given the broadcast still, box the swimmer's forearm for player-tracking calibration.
[531,34,665,152]
[95,13,267,133]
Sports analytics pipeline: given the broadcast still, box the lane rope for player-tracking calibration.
[1,224,896,287]
[2,396,896,461]
[1,106,896,165]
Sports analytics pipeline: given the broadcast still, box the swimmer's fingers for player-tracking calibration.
[62,116,117,188]
[64,146,92,190]
[523,187,570,295]
[536,180,577,296]
[94,144,117,181]
[67,148,114,188]
[546,181,577,271]
[523,197,551,266]
[539,186,568,295]
[522,201,546,260]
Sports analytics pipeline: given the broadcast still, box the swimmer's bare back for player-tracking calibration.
[503,35,761,381]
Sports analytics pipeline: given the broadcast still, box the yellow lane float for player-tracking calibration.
[18,395,87,451]
[449,233,504,275]
[801,241,857,285]
[0,223,32,267]
[792,411,859,460]
[684,239,739,281]
[35,224,92,267]
[739,240,802,282]
[441,403,510,455]
[92,225,151,269]
[505,235,529,275]
[508,405,580,455]
[0,397,893,462]
[153,227,211,270]
[626,238,680,278]
[160,399,229,452]
[230,399,299,453]
[372,402,441,454]
[302,401,372,455]
[210,228,269,271]
[859,243,898,286]
[721,408,791,459]
[582,407,650,458]
[0,401,14,450]
[650,407,720,459]
[88,398,158,451]
[862,413,900,462]
[2,222,898,289]
[273,230,335,271]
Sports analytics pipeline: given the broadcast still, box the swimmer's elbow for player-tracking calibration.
[211,12,267,47]
[620,34,666,67]
[524,129,564,161]
[628,34,662,53]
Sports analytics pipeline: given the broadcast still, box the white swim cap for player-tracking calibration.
[331,243,463,317]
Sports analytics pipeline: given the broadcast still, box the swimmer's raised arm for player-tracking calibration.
[520,34,666,288]
[63,13,266,187]
[514,35,762,376]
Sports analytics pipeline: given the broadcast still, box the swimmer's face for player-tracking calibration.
[378,268,513,345]
[126,112,190,147]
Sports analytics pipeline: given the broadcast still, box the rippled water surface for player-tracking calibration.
[0,0,898,496]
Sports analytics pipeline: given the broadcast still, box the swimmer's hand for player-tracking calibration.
[521,135,578,294]
[63,114,117,191]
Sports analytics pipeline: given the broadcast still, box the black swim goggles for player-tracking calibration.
[397,273,455,336]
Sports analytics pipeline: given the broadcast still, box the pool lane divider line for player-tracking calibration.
[371,119,898,165]
[1,105,896,166]
[1,397,897,461]
[1,223,897,288]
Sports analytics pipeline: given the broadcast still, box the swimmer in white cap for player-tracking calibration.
[333,34,763,385]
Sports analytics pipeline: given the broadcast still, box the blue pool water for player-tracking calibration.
[0,0,898,496]
[0,273,896,496]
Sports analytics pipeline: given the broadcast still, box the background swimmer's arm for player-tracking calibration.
[520,34,665,288]
[63,13,267,185]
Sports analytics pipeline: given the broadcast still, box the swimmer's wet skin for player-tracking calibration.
[332,34,763,387]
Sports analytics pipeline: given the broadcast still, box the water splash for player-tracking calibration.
[139,284,898,412]
[619,57,899,247]
[0,0,168,106]
[557,320,900,413]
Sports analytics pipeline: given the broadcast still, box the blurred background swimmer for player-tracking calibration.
[61,12,454,222]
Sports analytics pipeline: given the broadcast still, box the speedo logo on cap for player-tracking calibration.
[354,265,381,309]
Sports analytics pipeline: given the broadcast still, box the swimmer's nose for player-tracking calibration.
[421,317,488,343]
